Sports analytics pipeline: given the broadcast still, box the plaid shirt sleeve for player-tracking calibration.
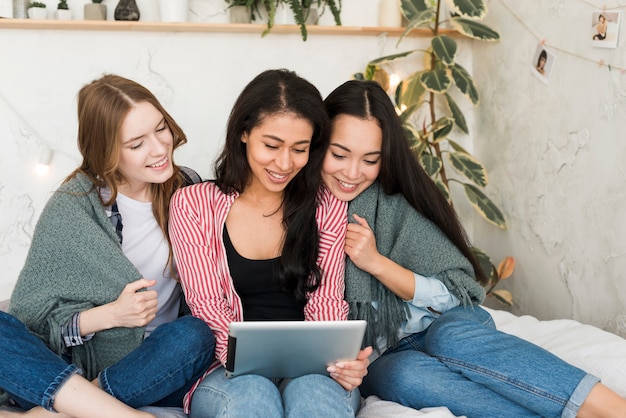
[61,312,94,348]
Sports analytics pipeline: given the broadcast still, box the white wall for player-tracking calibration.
[473,0,626,337]
[0,0,430,300]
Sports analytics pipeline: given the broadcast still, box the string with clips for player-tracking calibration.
[497,0,626,75]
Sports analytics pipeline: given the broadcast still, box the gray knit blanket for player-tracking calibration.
[345,181,486,351]
[8,173,144,380]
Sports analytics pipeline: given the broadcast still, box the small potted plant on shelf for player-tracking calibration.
[84,0,107,21]
[27,1,47,19]
[250,0,342,41]
[226,0,252,23]
[55,0,71,20]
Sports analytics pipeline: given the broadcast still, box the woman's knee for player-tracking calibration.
[191,374,281,418]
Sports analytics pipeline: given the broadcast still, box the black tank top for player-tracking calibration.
[224,227,304,321]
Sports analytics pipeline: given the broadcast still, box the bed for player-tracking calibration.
[1,301,625,417]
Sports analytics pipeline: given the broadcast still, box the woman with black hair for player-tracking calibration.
[169,69,370,418]
[321,79,626,417]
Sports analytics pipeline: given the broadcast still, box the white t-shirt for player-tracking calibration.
[116,192,181,337]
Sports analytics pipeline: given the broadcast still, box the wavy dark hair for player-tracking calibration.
[214,69,330,304]
[324,80,488,285]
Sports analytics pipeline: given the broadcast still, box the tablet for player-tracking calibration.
[225,320,367,379]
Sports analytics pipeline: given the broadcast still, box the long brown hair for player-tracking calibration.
[66,74,188,261]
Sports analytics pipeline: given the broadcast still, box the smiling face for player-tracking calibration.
[117,101,174,201]
[322,114,382,202]
[242,112,313,195]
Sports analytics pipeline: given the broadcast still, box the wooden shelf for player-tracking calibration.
[0,18,444,37]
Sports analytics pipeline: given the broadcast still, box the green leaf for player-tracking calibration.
[447,0,488,19]
[398,9,436,44]
[399,103,421,122]
[448,138,470,154]
[368,50,415,66]
[434,177,450,201]
[445,93,468,134]
[472,246,497,283]
[421,154,442,176]
[364,64,376,81]
[447,151,488,187]
[398,71,426,108]
[492,289,514,306]
[450,17,500,41]
[420,69,451,93]
[432,35,457,66]
[450,63,479,104]
[463,183,507,228]
[431,117,454,141]
[401,0,431,20]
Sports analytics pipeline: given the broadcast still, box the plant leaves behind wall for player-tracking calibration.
[432,117,454,141]
[398,72,426,109]
[446,0,487,20]
[463,183,507,228]
[432,35,457,65]
[450,64,479,104]
[445,93,469,134]
[420,69,451,93]
[492,289,513,306]
[434,177,450,201]
[450,17,500,41]
[447,152,487,187]
[497,256,515,280]
[401,0,430,17]
[472,246,497,282]
[421,154,442,176]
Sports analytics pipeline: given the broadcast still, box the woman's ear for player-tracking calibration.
[241,133,248,144]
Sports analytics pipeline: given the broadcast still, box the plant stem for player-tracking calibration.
[429,0,450,194]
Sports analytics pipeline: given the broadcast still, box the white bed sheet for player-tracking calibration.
[356,306,626,418]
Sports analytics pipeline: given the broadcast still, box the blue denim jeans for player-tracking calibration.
[0,311,215,411]
[190,366,360,418]
[360,306,599,418]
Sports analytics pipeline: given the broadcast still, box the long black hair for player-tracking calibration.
[214,68,331,303]
[324,80,488,285]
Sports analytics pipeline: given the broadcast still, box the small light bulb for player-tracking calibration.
[35,149,53,176]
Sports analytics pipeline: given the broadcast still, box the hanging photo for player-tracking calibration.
[591,10,622,48]
[531,44,556,85]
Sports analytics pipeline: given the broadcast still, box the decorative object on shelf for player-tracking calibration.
[27,1,46,19]
[114,0,139,21]
[158,0,188,22]
[226,0,251,23]
[249,0,342,41]
[377,0,401,27]
[0,0,12,18]
[12,0,29,18]
[355,0,508,284]
[84,0,106,20]
[55,0,71,20]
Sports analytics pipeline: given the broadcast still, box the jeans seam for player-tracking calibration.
[436,354,570,407]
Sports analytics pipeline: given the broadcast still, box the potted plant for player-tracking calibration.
[354,0,512,289]
[249,0,342,41]
[84,0,107,21]
[55,0,71,20]
[27,1,47,19]
[226,0,253,23]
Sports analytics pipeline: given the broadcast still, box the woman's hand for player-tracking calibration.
[327,346,373,391]
[344,214,381,274]
[80,278,158,335]
[109,279,158,328]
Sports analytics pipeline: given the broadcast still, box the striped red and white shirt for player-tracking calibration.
[169,181,348,412]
